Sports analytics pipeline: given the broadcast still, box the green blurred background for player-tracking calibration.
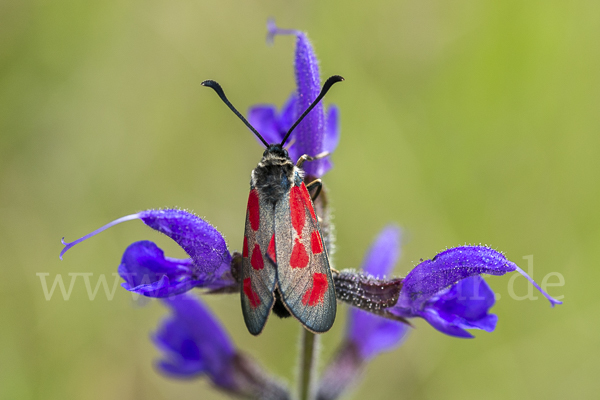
[1,0,597,399]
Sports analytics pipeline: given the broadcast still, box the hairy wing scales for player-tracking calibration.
[241,189,277,336]
[275,181,336,333]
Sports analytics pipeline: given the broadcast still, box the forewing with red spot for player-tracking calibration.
[274,181,336,333]
[241,188,277,335]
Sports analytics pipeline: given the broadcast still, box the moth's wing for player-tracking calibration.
[241,188,277,336]
[275,181,336,333]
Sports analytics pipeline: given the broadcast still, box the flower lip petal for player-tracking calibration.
[412,276,499,338]
[118,240,235,298]
[419,308,476,338]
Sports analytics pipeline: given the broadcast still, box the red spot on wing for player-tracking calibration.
[242,236,249,257]
[311,231,323,254]
[248,189,260,231]
[267,234,277,264]
[290,186,305,235]
[243,278,261,308]
[302,273,329,306]
[300,183,317,220]
[290,238,309,268]
[251,244,264,270]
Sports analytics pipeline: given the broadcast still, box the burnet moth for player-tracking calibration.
[202,76,344,335]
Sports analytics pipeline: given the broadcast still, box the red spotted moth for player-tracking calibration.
[202,76,344,335]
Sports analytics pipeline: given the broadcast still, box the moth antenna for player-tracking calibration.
[280,75,345,147]
[201,80,269,147]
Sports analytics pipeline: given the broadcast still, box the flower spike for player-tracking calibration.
[252,20,341,177]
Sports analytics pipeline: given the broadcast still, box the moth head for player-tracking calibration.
[263,144,289,159]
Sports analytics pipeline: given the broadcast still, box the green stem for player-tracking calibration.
[299,328,318,400]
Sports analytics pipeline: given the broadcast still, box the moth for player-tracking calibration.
[202,76,344,335]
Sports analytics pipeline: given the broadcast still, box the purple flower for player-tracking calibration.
[60,209,236,297]
[389,246,563,338]
[318,227,409,400]
[154,294,289,398]
[248,20,340,177]
[154,294,235,381]
[412,275,498,338]
[334,234,562,339]
[346,226,410,360]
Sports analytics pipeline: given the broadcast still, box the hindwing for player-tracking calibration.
[240,188,277,335]
[274,179,336,333]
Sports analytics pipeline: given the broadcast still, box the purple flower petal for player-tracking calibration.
[278,93,298,135]
[247,105,284,145]
[390,246,561,337]
[419,276,498,338]
[323,105,340,154]
[154,318,207,377]
[153,295,291,397]
[119,241,197,297]
[396,246,517,311]
[362,225,402,278]
[154,294,236,387]
[61,209,232,280]
[347,225,409,360]
[348,309,410,360]
[396,246,561,310]
[118,241,235,298]
[139,209,231,277]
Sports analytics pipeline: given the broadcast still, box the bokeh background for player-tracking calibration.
[1,0,598,399]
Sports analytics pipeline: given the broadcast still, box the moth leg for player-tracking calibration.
[306,179,322,201]
[296,151,330,168]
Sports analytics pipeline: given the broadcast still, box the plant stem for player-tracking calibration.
[299,328,318,400]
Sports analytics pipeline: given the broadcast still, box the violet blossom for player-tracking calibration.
[318,226,410,400]
[61,209,236,297]
[154,294,289,399]
[248,20,340,177]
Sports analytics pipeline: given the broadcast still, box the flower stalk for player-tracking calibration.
[299,329,318,400]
